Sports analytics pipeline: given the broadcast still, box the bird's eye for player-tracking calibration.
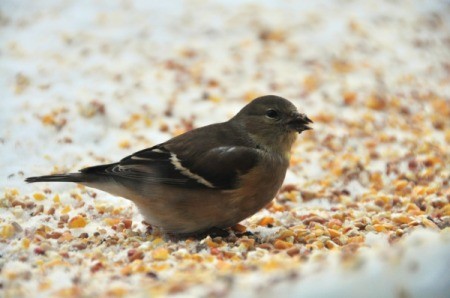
[265,109,279,119]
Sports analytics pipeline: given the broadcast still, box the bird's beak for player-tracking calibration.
[286,113,313,133]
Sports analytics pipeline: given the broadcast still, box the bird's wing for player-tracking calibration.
[90,144,260,190]
[171,145,261,189]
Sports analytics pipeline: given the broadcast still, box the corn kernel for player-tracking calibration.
[68,216,88,228]
[104,218,121,226]
[258,216,274,226]
[152,247,169,261]
[1,224,16,239]
[274,239,293,249]
[53,194,61,203]
[33,193,46,201]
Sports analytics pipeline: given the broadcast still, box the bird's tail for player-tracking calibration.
[25,163,117,185]
[25,173,86,183]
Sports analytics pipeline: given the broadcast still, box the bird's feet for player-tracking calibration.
[235,230,254,237]
[204,227,230,238]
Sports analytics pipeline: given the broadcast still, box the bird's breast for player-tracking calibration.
[225,152,288,214]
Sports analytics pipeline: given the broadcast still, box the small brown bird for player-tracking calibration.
[26,95,312,235]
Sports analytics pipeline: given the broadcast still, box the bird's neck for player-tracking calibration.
[228,119,297,159]
[250,130,296,160]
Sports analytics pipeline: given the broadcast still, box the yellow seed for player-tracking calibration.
[239,238,255,250]
[258,216,275,226]
[22,237,31,249]
[262,260,281,271]
[328,228,341,238]
[61,205,71,214]
[68,216,87,228]
[413,186,426,195]
[441,205,450,216]
[33,193,46,201]
[53,194,61,203]
[343,91,357,105]
[303,74,319,92]
[333,60,353,73]
[208,95,222,103]
[348,235,364,244]
[338,235,348,245]
[269,203,286,212]
[189,254,203,262]
[108,287,127,297]
[205,237,220,248]
[150,263,170,272]
[43,259,66,269]
[392,215,413,224]
[71,193,82,201]
[120,265,132,276]
[424,185,439,195]
[325,240,338,249]
[445,129,450,143]
[312,240,324,249]
[1,224,16,239]
[373,224,387,232]
[293,229,308,240]
[119,140,131,149]
[277,229,295,240]
[421,218,439,229]
[152,237,164,247]
[59,232,73,242]
[6,271,19,280]
[376,195,390,204]
[38,281,52,291]
[152,247,169,261]
[104,218,121,226]
[406,203,421,213]
[420,168,434,179]
[144,118,152,127]
[112,207,124,215]
[54,287,81,297]
[366,95,386,110]
[394,180,408,191]
[313,229,325,237]
[284,191,298,202]
[41,114,55,125]
[274,239,293,249]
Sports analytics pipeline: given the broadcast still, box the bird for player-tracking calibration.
[26,95,313,235]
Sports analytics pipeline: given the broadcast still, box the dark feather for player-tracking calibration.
[100,140,259,190]
[25,173,85,183]
[174,146,259,189]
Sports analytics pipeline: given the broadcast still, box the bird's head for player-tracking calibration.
[231,95,313,154]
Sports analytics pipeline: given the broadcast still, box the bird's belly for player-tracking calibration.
[132,189,276,234]
[141,178,283,234]
[132,187,234,234]
[91,161,287,234]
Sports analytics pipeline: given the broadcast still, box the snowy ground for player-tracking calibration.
[1,0,450,297]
